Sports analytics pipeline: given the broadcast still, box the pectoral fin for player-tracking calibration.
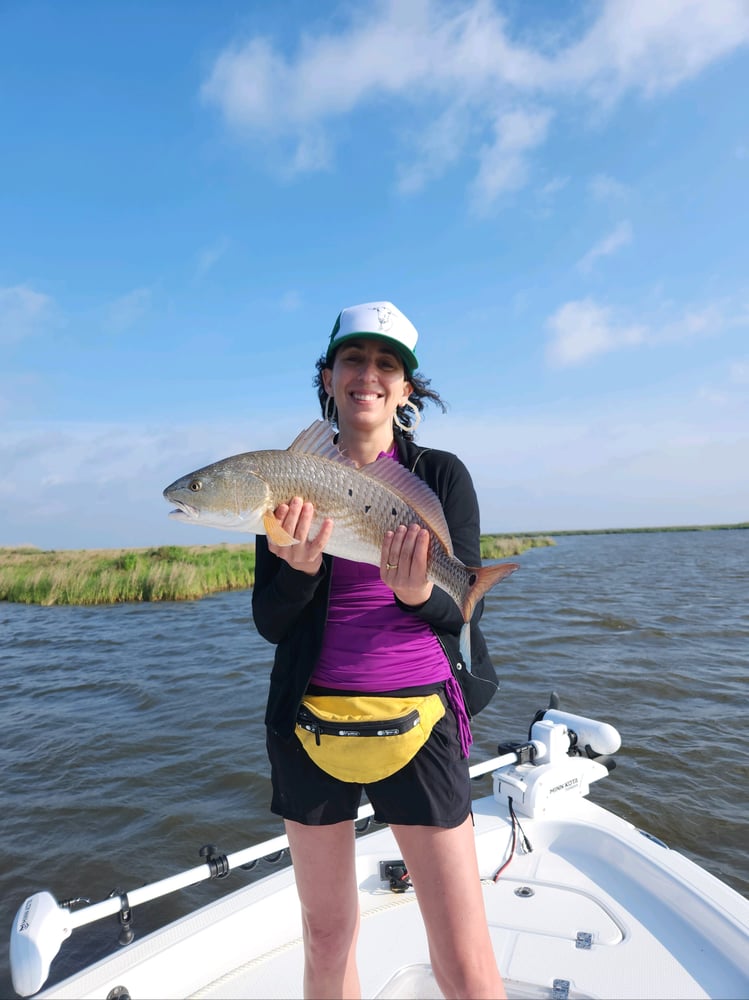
[263,512,299,547]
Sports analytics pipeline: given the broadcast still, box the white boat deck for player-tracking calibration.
[38,792,749,1000]
[15,714,747,1000]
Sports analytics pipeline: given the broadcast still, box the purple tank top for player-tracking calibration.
[311,557,450,689]
[309,447,473,756]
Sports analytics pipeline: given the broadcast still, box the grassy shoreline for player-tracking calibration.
[4,522,744,606]
[0,536,552,606]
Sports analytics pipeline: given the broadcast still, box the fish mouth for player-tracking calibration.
[167,499,199,519]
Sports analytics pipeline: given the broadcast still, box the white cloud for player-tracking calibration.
[104,288,152,334]
[196,237,230,277]
[546,298,645,366]
[657,304,725,341]
[531,174,569,219]
[201,0,749,202]
[0,285,55,345]
[577,220,633,273]
[699,356,749,404]
[470,107,553,210]
[286,129,332,174]
[589,173,629,201]
[551,0,749,102]
[280,290,302,311]
[431,391,749,532]
[396,102,474,195]
[0,414,316,550]
[545,295,748,366]
[539,176,569,199]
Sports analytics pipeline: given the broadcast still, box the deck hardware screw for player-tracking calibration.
[514,885,534,897]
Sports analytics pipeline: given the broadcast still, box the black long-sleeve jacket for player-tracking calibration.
[252,432,499,740]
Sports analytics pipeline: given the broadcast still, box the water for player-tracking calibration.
[2,530,748,997]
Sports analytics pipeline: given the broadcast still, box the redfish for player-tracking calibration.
[163,421,517,665]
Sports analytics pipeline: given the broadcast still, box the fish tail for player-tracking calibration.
[461,562,519,624]
[458,562,518,673]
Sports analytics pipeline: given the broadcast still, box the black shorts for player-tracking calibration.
[266,699,471,828]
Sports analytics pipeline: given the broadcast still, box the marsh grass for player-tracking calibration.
[0,536,551,606]
[480,535,553,560]
[0,544,256,605]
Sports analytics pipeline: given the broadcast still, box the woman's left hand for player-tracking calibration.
[381,523,433,607]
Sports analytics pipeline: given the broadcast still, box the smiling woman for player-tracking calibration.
[250,299,517,1000]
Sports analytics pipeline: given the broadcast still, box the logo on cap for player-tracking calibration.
[376,305,393,331]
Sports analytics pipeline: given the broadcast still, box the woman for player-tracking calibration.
[252,301,506,999]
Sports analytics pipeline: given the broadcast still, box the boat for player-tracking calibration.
[10,695,749,999]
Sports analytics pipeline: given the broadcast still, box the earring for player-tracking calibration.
[394,400,421,433]
[324,394,336,423]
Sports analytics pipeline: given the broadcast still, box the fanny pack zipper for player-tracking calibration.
[297,706,422,746]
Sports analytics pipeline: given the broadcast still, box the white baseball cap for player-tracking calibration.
[326,301,419,374]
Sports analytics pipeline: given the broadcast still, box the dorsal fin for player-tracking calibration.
[360,456,454,556]
[286,421,454,555]
[287,420,357,467]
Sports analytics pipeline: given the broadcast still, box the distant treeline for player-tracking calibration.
[499,522,748,537]
[0,535,552,606]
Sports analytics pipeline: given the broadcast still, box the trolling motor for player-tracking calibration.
[492,692,622,818]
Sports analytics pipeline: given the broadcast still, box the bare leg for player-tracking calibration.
[391,817,506,1000]
[285,819,361,999]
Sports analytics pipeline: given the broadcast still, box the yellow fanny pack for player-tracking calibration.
[295,693,446,783]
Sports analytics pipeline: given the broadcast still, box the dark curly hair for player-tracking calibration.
[313,353,446,440]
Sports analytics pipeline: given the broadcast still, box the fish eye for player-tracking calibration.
[189,479,202,492]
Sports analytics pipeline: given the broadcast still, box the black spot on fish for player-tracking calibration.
[468,573,477,586]
[348,488,353,496]
[364,505,371,514]
[391,507,397,516]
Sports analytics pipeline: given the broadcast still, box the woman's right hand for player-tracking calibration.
[267,496,333,575]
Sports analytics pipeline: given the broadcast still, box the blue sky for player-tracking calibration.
[2,0,748,550]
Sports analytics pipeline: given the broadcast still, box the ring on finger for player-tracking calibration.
[386,562,399,570]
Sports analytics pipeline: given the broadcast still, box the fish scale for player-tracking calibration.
[228,449,427,566]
